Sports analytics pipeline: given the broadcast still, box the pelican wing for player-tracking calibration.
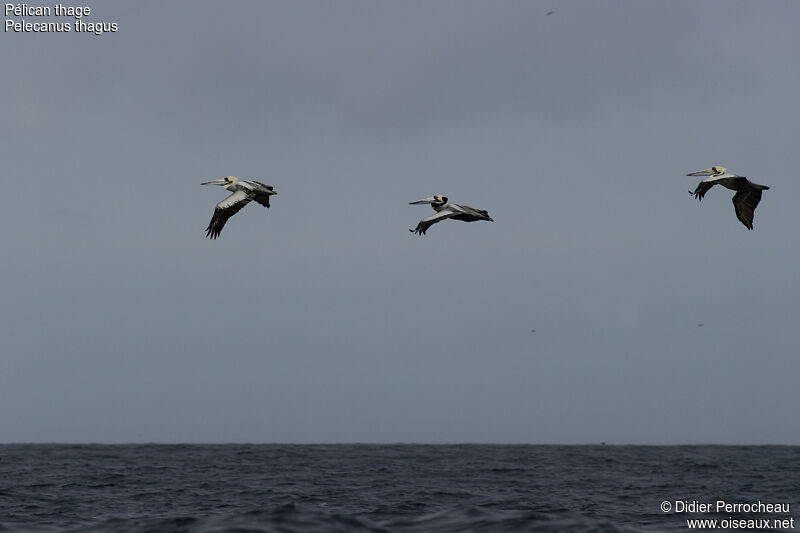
[206,189,252,239]
[250,181,275,207]
[692,180,717,200]
[250,180,274,191]
[410,209,458,235]
[253,194,273,208]
[449,204,493,222]
[732,189,763,230]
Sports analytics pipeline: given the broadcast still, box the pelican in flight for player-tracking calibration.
[409,195,493,235]
[687,166,769,230]
[201,177,277,239]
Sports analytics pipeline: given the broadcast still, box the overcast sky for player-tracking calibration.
[2,1,799,444]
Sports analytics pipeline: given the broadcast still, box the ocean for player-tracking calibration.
[0,444,797,532]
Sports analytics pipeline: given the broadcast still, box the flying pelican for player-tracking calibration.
[201,177,277,239]
[686,166,769,230]
[409,195,493,235]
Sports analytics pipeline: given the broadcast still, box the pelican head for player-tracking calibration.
[409,195,447,206]
[201,176,238,188]
[687,166,726,177]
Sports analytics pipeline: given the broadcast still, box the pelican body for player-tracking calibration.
[409,195,493,235]
[201,176,277,239]
[687,166,769,230]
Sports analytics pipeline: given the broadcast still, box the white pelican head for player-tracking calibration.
[201,176,238,188]
[686,166,726,177]
[409,195,447,206]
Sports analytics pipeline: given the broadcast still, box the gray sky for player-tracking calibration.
[2,0,799,444]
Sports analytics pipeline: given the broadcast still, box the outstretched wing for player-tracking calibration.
[253,194,272,208]
[409,209,458,235]
[450,204,493,222]
[692,180,717,200]
[250,181,275,208]
[732,189,763,230]
[206,189,252,239]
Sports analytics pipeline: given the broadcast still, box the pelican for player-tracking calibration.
[201,177,277,239]
[687,166,769,230]
[409,195,493,235]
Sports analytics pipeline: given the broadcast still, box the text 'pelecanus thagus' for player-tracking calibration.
[409,195,493,235]
[686,166,769,230]
[201,177,277,239]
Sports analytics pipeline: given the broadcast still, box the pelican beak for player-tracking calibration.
[201,178,228,185]
[409,196,437,205]
[686,168,715,177]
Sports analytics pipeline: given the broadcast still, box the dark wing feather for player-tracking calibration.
[250,181,275,208]
[253,195,272,208]
[205,190,252,239]
[451,206,492,222]
[410,219,434,235]
[692,181,717,200]
[409,210,455,235]
[732,189,762,230]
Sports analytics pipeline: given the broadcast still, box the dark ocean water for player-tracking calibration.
[0,445,797,532]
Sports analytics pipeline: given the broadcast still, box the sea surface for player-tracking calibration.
[0,445,797,532]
